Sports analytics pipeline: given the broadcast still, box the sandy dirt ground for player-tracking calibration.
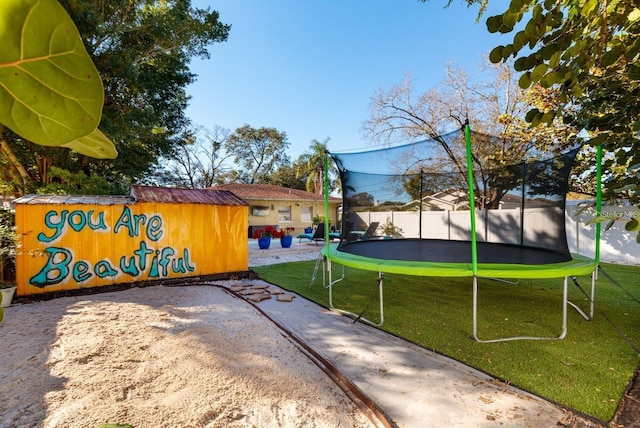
[0,285,374,428]
[4,241,623,427]
[0,242,376,428]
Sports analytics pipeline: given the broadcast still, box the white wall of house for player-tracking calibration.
[246,199,341,236]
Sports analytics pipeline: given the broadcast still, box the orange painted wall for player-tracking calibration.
[14,202,248,296]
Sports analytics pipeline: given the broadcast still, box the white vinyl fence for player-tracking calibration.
[566,205,639,266]
[348,204,639,266]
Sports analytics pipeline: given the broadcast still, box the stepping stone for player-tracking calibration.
[266,286,284,295]
[246,293,271,302]
[276,293,296,302]
[239,288,265,295]
[230,285,249,292]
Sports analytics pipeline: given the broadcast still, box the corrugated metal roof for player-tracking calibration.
[130,185,248,206]
[13,194,134,205]
[12,186,249,206]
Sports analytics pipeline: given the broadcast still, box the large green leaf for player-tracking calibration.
[0,0,115,157]
[60,128,118,159]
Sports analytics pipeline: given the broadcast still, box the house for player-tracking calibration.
[402,189,470,211]
[497,193,557,209]
[402,189,556,211]
[211,183,342,237]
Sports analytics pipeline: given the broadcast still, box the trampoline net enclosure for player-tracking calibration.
[329,128,588,271]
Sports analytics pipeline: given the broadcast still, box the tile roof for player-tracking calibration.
[131,185,248,205]
[211,183,341,203]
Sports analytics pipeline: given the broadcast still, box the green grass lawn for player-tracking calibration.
[254,261,640,422]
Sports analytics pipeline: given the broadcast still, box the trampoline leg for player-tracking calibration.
[328,264,384,327]
[308,253,325,290]
[472,275,479,341]
[377,272,384,326]
[351,271,383,327]
[590,270,596,320]
[322,255,326,289]
[473,275,569,343]
[328,258,333,308]
[567,270,597,321]
[559,276,568,339]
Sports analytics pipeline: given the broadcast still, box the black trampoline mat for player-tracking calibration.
[338,239,571,265]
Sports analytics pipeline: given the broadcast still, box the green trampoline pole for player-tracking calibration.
[595,144,602,265]
[464,122,478,275]
[324,152,330,258]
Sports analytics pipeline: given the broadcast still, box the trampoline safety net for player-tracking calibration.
[330,128,582,265]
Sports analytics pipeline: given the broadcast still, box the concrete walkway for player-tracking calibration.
[218,277,584,427]
[246,237,327,267]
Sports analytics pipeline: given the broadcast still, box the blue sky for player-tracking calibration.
[186,0,512,159]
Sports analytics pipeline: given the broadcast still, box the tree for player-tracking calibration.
[346,192,375,208]
[0,0,230,195]
[571,70,639,204]
[362,61,576,208]
[0,207,17,283]
[157,126,234,188]
[401,171,463,201]
[38,166,126,195]
[267,164,307,190]
[484,0,639,238]
[296,139,328,195]
[225,125,290,184]
[294,138,339,195]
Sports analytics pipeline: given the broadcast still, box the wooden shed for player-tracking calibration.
[13,185,249,296]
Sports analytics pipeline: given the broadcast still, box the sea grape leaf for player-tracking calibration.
[518,72,532,89]
[489,46,504,63]
[60,128,118,159]
[0,0,116,158]
[625,218,640,232]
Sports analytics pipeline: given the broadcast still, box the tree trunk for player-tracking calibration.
[0,128,30,195]
[314,168,323,195]
[36,156,52,185]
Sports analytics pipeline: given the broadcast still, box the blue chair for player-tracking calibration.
[297,223,340,244]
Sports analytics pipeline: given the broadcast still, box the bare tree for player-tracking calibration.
[362,60,577,208]
[160,126,234,188]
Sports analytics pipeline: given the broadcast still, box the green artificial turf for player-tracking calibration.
[253,261,640,422]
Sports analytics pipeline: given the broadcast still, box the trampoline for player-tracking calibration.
[318,124,602,342]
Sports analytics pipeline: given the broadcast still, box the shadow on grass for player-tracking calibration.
[254,261,640,423]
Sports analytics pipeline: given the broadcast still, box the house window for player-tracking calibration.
[251,206,269,216]
[278,205,291,222]
[300,206,312,222]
